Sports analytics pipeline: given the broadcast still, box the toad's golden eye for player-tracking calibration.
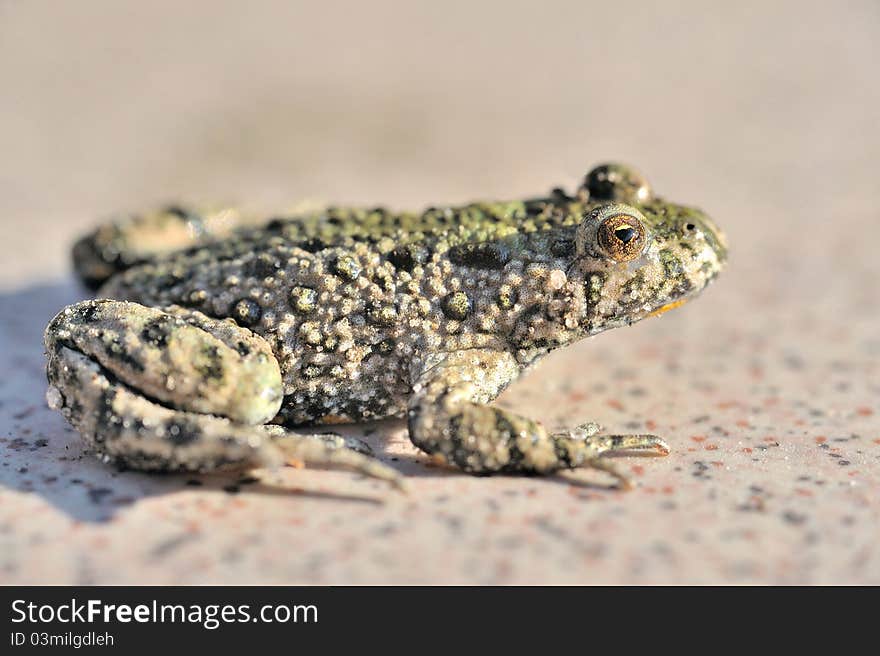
[597,211,647,262]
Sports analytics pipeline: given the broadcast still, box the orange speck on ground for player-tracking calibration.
[705,444,719,451]
[646,419,657,431]
[630,465,645,476]
[736,419,750,428]
[795,488,813,497]
[856,407,873,416]
[873,438,880,445]
[815,436,827,444]
[763,436,778,443]
[691,435,707,442]
[711,461,724,467]
[742,447,753,453]
[286,458,305,469]
[718,401,739,410]
[91,535,111,549]
[661,486,674,494]
[606,398,625,411]
[568,391,587,402]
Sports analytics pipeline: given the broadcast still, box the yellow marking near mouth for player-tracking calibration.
[648,298,689,318]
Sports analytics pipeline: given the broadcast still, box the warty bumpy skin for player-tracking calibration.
[44,163,727,491]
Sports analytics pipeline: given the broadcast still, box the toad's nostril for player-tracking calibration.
[685,223,696,231]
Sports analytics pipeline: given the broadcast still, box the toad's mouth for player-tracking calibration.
[642,263,723,320]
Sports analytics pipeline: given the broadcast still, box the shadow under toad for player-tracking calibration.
[0,278,612,524]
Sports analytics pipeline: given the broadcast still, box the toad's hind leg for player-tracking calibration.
[407,349,669,489]
[72,205,260,290]
[72,201,330,290]
[44,300,403,490]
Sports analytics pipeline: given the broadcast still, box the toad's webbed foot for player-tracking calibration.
[44,300,403,490]
[407,349,669,489]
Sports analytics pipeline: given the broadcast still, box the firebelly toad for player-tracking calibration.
[43,164,727,491]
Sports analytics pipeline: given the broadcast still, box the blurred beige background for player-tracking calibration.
[1,1,878,584]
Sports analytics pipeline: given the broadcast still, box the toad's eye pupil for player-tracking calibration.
[614,226,637,243]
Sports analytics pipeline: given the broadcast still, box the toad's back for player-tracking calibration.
[96,196,594,425]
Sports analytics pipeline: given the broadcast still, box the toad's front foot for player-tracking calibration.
[411,407,669,489]
[548,425,670,489]
[408,349,670,489]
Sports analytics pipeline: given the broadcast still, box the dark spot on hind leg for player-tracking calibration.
[140,315,174,348]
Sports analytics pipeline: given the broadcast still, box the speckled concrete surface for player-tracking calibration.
[1,1,878,584]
